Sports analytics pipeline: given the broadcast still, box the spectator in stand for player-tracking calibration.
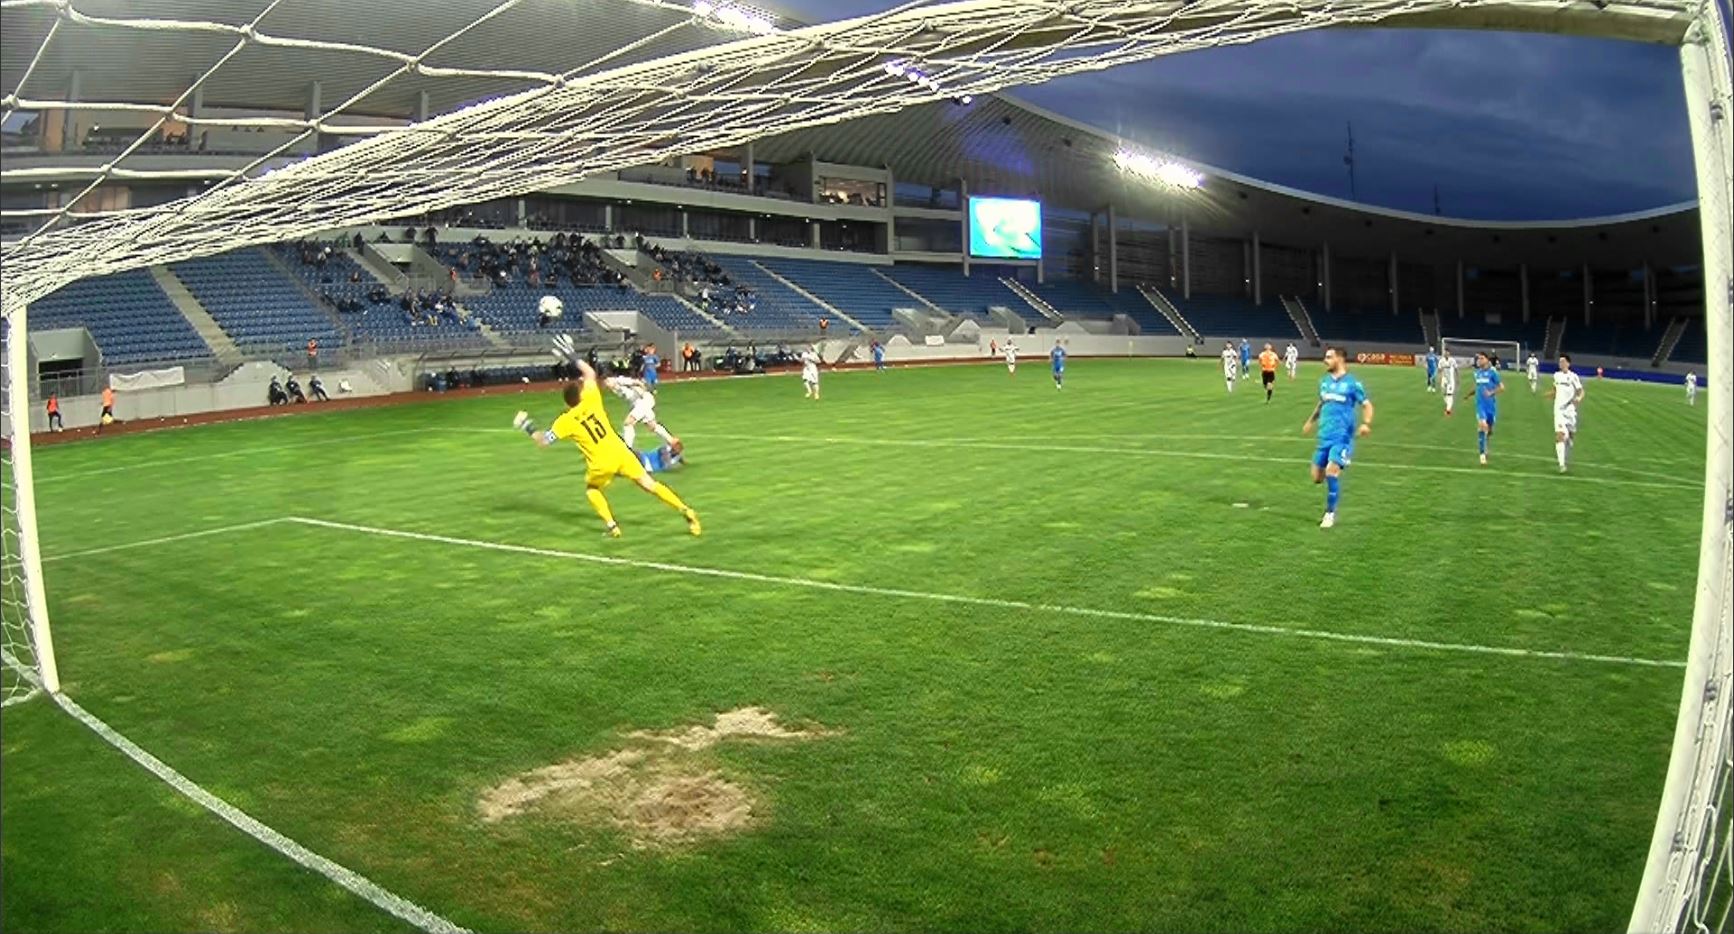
[309,374,330,402]
[97,385,116,433]
[306,337,319,370]
[45,393,63,432]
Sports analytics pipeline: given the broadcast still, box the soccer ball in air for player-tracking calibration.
[538,295,564,319]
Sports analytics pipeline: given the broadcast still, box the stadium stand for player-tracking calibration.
[25,269,212,364]
[753,258,907,329]
[1025,280,1118,319]
[1169,293,1302,338]
[1562,316,1655,360]
[170,250,344,354]
[1100,286,1183,335]
[271,242,487,347]
[881,265,1042,322]
[1672,318,1708,364]
[1444,312,1549,351]
[1311,306,1426,345]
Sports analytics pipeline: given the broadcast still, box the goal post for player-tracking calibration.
[1439,337,1523,369]
[1,302,61,706]
[1628,5,1734,932]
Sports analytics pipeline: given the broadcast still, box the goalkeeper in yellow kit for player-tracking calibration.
[514,347,700,539]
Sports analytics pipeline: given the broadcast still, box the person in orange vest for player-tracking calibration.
[98,385,116,433]
[306,337,319,371]
[45,393,63,432]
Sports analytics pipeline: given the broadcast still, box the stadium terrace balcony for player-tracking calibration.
[170,250,345,356]
[25,269,212,365]
[751,258,908,330]
[881,265,1043,323]
[1169,293,1303,340]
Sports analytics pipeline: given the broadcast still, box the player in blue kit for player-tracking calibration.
[1050,341,1067,390]
[1424,347,1439,392]
[1302,346,1374,529]
[1472,351,1503,465]
[635,440,685,474]
[641,345,661,389]
[1239,339,1252,381]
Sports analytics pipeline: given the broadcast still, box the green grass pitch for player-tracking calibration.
[0,358,1709,932]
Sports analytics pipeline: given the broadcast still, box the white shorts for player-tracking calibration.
[625,399,656,424]
[1554,406,1578,435]
[803,371,819,385]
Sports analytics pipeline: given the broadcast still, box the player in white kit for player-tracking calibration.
[1440,352,1459,415]
[1547,354,1585,472]
[1526,353,1540,393]
[605,375,677,449]
[1686,371,1698,406]
[1284,342,1299,380]
[1003,340,1018,375]
[800,347,822,399]
[1221,342,1238,393]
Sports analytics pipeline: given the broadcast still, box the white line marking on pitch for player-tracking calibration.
[691,434,1701,492]
[0,657,468,934]
[287,516,1684,670]
[38,518,290,564]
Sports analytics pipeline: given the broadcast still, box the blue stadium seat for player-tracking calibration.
[26,270,212,365]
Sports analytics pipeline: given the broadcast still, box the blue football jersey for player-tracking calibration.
[1474,367,1501,406]
[1316,372,1369,441]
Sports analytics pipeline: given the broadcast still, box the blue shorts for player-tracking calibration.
[644,371,659,387]
[1477,405,1497,427]
[1312,438,1355,470]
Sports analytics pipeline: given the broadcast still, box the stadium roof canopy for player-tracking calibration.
[0,0,1712,307]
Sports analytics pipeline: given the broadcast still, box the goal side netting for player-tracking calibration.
[1627,8,1733,933]
[1,307,60,707]
[1440,337,1523,370]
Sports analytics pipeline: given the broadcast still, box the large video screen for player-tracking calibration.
[968,196,1042,260]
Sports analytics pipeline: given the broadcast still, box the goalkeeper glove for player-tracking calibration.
[551,334,580,367]
[512,410,538,436]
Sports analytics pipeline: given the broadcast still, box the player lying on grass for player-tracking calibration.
[1302,346,1373,530]
[513,353,700,539]
[635,440,686,474]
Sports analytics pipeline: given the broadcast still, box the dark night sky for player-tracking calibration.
[770,0,1703,221]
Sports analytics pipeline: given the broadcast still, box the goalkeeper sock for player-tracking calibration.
[585,488,616,528]
[647,480,690,514]
[1325,475,1341,513]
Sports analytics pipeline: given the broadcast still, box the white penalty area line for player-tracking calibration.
[0,654,468,934]
[286,515,1685,670]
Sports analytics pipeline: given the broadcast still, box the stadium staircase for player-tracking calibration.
[999,278,1065,323]
[1420,310,1442,351]
[670,292,742,337]
[1543,317,1567,359]
[1282,296,1321,347]
[262,248,352,336]
[1651,317,1689,366]
[873,269,947,314]
[152,266,243,365]
[1138,286,1200,341]
[749,261,870,333]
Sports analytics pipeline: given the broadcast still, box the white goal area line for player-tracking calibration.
[286,516,1685,670]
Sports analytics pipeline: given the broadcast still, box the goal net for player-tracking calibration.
[1,308,60,707]
[1440,337,1522,370]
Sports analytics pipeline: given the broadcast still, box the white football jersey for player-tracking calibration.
[1527,357,1540,375]
[801,350,820,379]
[1284,345,1298,362]
[1687,373,1699,387]
[608,377,652,406]
[1441,358,1459,392]
[1552,369,1583,411]
[1221,349,1237,373]
[1003,344,1017,362]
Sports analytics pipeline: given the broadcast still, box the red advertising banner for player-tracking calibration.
[1354,352,1417,366]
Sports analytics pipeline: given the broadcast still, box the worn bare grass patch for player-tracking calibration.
[477,707,831,847]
